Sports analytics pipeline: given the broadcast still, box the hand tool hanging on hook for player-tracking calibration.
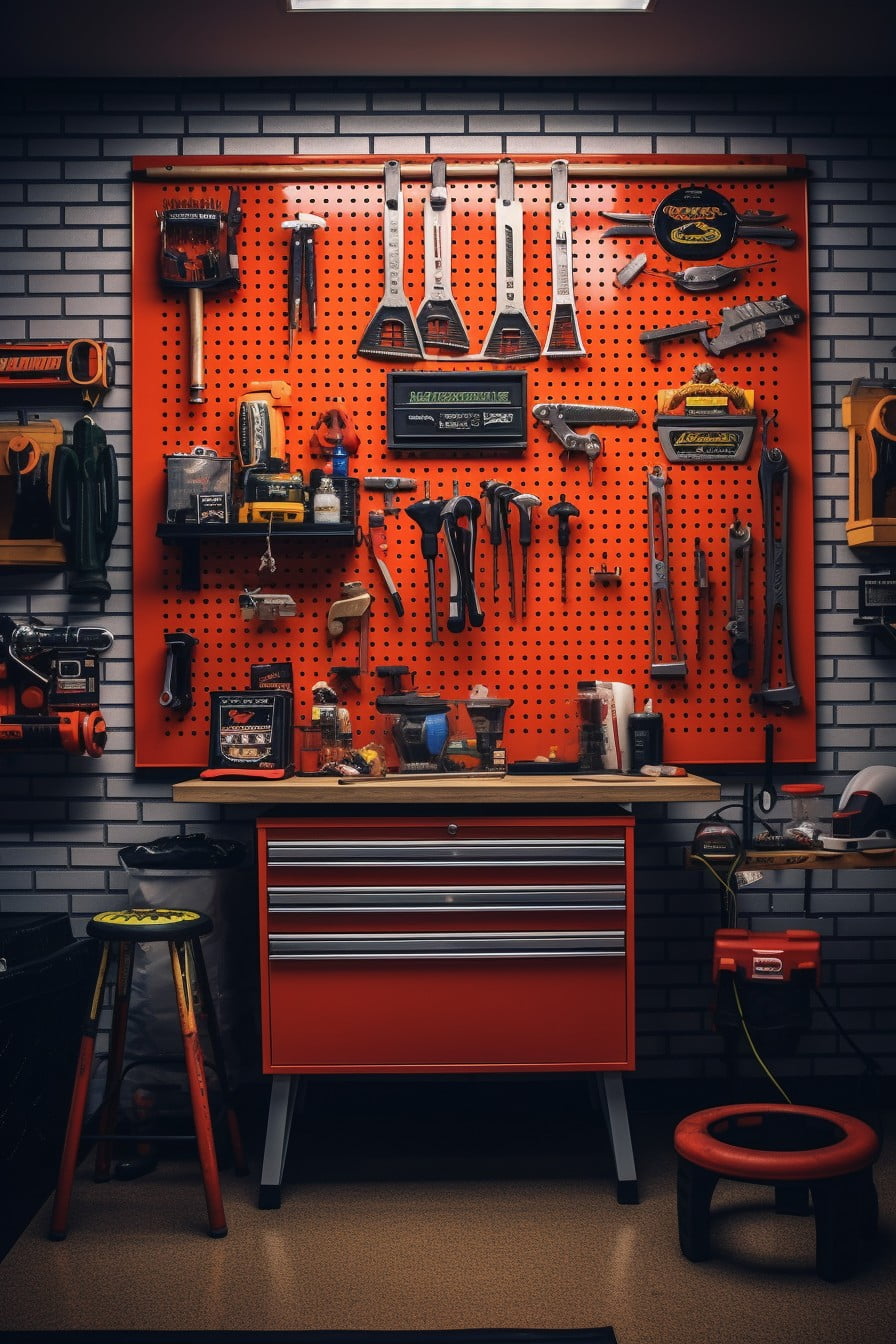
[758,722,778,813]
[694,537,711,659]
[441,493,485,634]
[282,214,325,348]
[647,464,687,680]
[543,159,587,358]
[480,159,541,363]
[532,403,639,484]
[599,186,797,257]
[753,409,801,711]
[614,251,777,294]
[357,160,424,361]
[406,487,445,645]
[416,158,470,354]
[510,492,541,619]
[480,479,508,601]
[547,494,580,606]
[364,510,404,618]
[486,481,521,618]
[157,189,242,405]
[726,510,752,679]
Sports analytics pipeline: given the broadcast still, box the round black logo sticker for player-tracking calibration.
[653,186,739,260]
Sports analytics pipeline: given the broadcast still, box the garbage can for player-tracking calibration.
[114,833,258,1130]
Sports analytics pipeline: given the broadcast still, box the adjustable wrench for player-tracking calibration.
[726,510,752,678]
[647,464,687,679]
[754,410,801,711]
[441,494,484,634]
[543,160,587,358]
[416,158,469,354]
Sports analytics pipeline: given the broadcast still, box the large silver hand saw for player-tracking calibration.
[480,159,540,363]
[416,158,469,354]
[357,160,424,361]
[544,160,587,359]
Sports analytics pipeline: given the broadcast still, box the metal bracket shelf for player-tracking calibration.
[156,522,357,590]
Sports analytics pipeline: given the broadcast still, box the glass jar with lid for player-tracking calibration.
[781,783,829,848]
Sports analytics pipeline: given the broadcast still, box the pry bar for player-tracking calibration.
[753,410,801,711]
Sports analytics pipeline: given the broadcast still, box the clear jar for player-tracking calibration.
[781,783,829,848]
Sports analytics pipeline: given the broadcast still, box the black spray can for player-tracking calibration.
[628,700,663,771]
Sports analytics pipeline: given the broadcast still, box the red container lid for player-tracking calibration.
[780,783,825,795]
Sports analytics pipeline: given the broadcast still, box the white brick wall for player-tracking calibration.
[1,76,894,1083]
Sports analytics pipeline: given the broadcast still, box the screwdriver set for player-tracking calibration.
[131,153,816,771]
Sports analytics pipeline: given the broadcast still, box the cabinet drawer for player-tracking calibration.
[266,952,629,1071]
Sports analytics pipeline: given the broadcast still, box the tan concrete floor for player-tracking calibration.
[1,1088,894,1344]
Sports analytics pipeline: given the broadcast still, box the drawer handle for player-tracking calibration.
[269,931,625,958]
[268,883,627,910]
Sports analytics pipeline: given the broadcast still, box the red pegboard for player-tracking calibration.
[131,154,814,770]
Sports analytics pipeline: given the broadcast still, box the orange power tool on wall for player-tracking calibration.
[0,615,113,756]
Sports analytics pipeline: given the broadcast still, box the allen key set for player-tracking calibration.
[130,153,818,772]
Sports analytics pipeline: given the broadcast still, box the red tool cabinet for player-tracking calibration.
[256,810,638,1206]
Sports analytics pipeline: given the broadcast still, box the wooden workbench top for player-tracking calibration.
[172,770,721,807]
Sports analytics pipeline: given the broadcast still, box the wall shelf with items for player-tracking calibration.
[156,522,358,590]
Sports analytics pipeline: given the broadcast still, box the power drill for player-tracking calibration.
[0,615,113,756]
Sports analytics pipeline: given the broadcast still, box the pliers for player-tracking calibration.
[282,213,326,349]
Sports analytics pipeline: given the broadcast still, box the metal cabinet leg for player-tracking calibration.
[590,1071,638,1204]
[258,1075,303,1209]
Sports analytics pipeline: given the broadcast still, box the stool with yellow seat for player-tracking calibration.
[49,906,247,1240]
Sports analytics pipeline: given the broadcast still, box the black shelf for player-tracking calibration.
[156,522,357,589]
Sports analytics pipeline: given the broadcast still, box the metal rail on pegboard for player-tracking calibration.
[131,154,813,771]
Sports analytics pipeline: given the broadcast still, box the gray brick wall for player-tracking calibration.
[1,76,893,1085]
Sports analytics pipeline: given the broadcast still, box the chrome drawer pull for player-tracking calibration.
[269,930,624,957]
[268,883,627,910]
[268,839,625,866]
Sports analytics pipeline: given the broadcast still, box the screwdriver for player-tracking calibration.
[480,479,509,598]
[405,487,445,645]
[510,492,541,619]
[547,494,580,604]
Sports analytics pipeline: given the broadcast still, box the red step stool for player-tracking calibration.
[674,1103,880,1282]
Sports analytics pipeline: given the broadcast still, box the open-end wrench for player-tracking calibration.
[647,464,687,679]
[441,494,484,633]
[753,410,801,711]
[726,510,752,678]
[509,492,541,618]
[406,488,445,644]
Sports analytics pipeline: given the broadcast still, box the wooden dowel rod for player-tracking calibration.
[135,160,801,184]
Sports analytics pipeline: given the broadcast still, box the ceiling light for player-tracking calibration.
[286,2,655,11]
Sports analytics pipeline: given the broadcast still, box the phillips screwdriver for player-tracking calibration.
[547,494,580,604]
[509,492,541,619]
[405,487,445,645]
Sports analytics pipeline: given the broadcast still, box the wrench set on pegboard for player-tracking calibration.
[131,154,814,771]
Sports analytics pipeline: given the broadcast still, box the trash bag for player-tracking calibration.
[117,832,247,870]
